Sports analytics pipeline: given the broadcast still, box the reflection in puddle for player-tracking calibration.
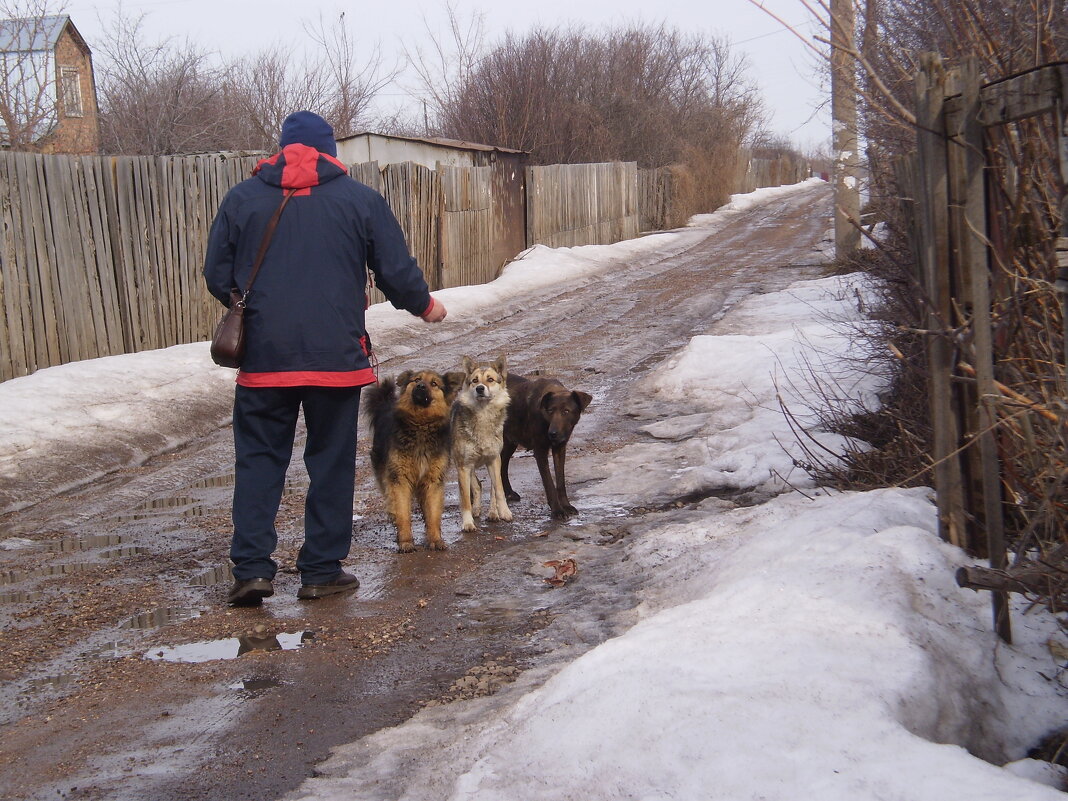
[99,547,147,559]
[190,565,231,587]
[464,600,551,636]
[146,631,313,663]
[230,677,284,693]
[27,674,78,691]
[45,535,125,552]
[0,589,45,603]
[109,472,309,524]
[82,641,125,660]
[0,563,95,585]
[121,607,202,630]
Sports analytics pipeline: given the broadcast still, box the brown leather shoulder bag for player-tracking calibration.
[210,188,297,369]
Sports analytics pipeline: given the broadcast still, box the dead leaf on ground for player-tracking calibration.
[543,558,578,588]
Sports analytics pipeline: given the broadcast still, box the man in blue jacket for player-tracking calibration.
[204,111,447,606]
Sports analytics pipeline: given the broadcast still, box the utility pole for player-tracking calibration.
[831,0,861,257]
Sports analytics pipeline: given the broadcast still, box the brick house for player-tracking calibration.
[0,15,99,154]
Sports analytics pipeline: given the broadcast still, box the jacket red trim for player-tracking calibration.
[236,368,378,388]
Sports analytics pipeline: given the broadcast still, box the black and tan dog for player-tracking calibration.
[501,373,592,520]
[365,370,462,552]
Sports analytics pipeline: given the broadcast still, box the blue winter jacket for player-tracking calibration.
[203,144,433,387]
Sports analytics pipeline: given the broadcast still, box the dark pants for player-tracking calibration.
[230,384,362,585]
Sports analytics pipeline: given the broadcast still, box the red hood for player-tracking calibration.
[253,143,349,191]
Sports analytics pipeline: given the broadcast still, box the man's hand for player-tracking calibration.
[421,297,447,323]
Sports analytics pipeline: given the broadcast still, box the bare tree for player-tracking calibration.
[402,2,487,136]
[308,15,396,139]
[0,0,67,149]
[95,8,396,154]
[406,18,767,209]
[229,13,398,149]
[410,19,764,158]
[95,10,242,154]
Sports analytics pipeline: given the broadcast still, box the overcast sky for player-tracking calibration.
[63,0,830,150]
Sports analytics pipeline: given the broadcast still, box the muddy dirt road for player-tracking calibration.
[0,184,832,801]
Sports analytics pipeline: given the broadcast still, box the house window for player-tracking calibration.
[58,67,83,117]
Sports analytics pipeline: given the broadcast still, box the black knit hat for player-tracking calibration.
[278,111,337,157]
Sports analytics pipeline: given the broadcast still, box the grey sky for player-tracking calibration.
[65,0,830,150]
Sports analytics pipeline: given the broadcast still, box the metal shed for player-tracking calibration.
[335,131,526,171]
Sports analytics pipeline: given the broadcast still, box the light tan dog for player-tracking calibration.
[450,356,513,532]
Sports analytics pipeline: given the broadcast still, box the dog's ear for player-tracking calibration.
[461,356,475,375]
[396,371,412,390]
[444,371,466,401]
[539,390,556,413]
[494,355,507,380]
[572,390,592,411]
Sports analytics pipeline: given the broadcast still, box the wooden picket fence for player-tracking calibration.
[0,152,260,381]
[1,148,805,382]
[526,162,639,248]
[638,152,813,232]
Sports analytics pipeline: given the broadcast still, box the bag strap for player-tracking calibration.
[236,187,298,305]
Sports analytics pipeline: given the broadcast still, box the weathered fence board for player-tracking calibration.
[527,162,639,248]
[440,165,494,289]
[914,54,969,551]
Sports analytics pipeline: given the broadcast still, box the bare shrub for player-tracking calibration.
[771,0,1067,554]
[95,9,393,154]
[786,246,932,491]
[412,18,768,212]
[95,11,240,154]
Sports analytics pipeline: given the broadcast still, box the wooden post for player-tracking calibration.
[831,0,862,258]
[914,54,968,549]
[1056,88,1068,389]
[949,59,1011,642]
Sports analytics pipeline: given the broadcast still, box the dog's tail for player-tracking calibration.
[364,378,397,483]
[363,377,396,438]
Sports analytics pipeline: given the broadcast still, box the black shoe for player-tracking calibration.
[297,571,359,600]
[228,577,274,606]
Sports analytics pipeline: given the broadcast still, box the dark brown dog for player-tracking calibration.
[501,373,592,519]
[365,370,463,552]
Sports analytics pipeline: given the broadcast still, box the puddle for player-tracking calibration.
[27,674,79,691]
[108,472,309,524]
[190,565,232,587]
[463,601,549,635]
[0,589,45,603]
[99,547,147,558]
[81,641,125,660]
[231,677,284,693]
[121,607,202,630]
[145,631,313,663]
[0,563,96,585]
[110,495,206,522]
[44,535,125,553]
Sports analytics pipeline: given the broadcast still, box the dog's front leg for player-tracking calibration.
[419,474,448,550]
[457,464,478,532]
[552,445,577,516]
[487,455,513,522]
[389,481,416,553]
[501,441,520,503]
[534,447,566,518]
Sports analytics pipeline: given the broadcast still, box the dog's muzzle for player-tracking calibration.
[475,384,487,398]
[412,383,432,406]
[547,428,570,445]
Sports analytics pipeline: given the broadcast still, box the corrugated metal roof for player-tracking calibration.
[0,14,68,53]
[339,130,528,156]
